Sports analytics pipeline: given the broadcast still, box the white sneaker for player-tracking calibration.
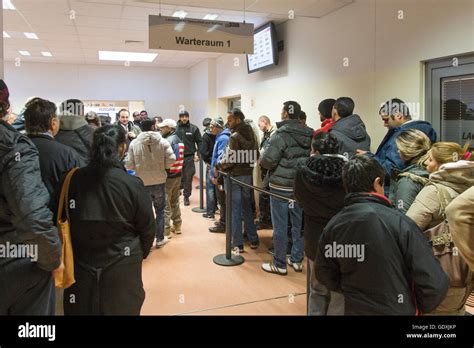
[287,257,303,272]
[155,236,170,248]
[261,262,287,275]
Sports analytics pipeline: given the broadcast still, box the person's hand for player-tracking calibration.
[211,178,218,185]
[128,132,136,139]
[356,149,368,155]
[52,262,64,278]
[194,154,199,162]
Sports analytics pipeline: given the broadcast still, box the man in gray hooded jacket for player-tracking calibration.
[329,97,371,159]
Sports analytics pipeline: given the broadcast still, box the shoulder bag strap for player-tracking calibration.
[57,167,79,224]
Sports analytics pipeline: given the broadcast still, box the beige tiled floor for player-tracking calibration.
[141,182,307,316]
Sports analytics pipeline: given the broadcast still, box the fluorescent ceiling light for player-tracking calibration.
[3,31,11,38]
[98,51,157,63]
[41,51,52,57]
[3,0,16,10]
[203,14,219,20]
[172,10,187,19]
[24,32,39,39]
[19,50,31,56]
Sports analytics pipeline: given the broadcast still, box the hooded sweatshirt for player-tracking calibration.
[407,160,474,230]
[329,114,371,159]
[55,115,94,165]
[126,131,176,186]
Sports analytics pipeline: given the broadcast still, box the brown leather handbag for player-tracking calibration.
[54,168,79,289]
[423,183,471,288]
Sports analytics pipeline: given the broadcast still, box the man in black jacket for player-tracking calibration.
[329,97,370,159]
[199,117,217,218]
[55,99,94,165]
[0,102,62,315]
[260,101,313,275]
[316,155,449,315]
[24,98,83,195]
[176,110,202,206]
[217,108,260,252]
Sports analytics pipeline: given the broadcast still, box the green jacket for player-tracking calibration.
[260,119,312,190]
[389,164,429,214]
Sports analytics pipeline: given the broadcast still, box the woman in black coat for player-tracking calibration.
[56,125,155,315]
[294,132,346,316]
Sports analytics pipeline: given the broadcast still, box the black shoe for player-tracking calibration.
[209,224,225,233]
[250,240,260,249]
[214,221,223,226]
[202,213,215,219]
[184,197,190,206]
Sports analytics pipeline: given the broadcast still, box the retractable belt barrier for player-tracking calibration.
[213,170,294,267]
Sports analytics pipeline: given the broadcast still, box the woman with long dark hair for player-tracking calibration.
[57,125,155,315]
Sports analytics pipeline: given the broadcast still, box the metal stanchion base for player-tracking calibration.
[213,254,245,266]
[192,207,206,213]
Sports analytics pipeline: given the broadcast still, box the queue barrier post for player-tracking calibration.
[213,173,245,266]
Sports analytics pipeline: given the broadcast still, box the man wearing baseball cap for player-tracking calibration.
[159,119,184,237]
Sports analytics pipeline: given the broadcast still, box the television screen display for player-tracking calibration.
[247,22,278,73]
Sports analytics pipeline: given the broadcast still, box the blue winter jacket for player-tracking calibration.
[210,128,231,178]
[368,120,437,195]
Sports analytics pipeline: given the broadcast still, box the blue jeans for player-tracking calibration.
[146,184,166,241]
[226,175,259,248]
[206,166,216,215]
[270,188,304,269]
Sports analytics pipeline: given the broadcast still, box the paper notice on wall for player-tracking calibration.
[149,15,254,54]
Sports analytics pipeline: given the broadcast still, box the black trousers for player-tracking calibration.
[0,259,55,315]
[181,155,196,198]
[216,184,226,225]
[259,170,272,224]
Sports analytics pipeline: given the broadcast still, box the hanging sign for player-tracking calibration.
[149,15,254,54]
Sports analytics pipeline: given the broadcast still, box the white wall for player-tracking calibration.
[188,58,217,128]
[212,0,474,150]
[5,62,189,119]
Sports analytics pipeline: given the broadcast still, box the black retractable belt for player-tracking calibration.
[212,170,295,267]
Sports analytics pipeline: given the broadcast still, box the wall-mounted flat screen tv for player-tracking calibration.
[247,22,279,73]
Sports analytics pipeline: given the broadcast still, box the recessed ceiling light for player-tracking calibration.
[3,31,10,38]
[3,0,16,10]
[19,50,31,56]
[24,32,39,39]
[41,51,52,57]
[98,51,157,63]
[172,10,187,19]
[203,14,219,20]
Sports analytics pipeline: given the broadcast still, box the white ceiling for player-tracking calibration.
[2,0,354,68]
